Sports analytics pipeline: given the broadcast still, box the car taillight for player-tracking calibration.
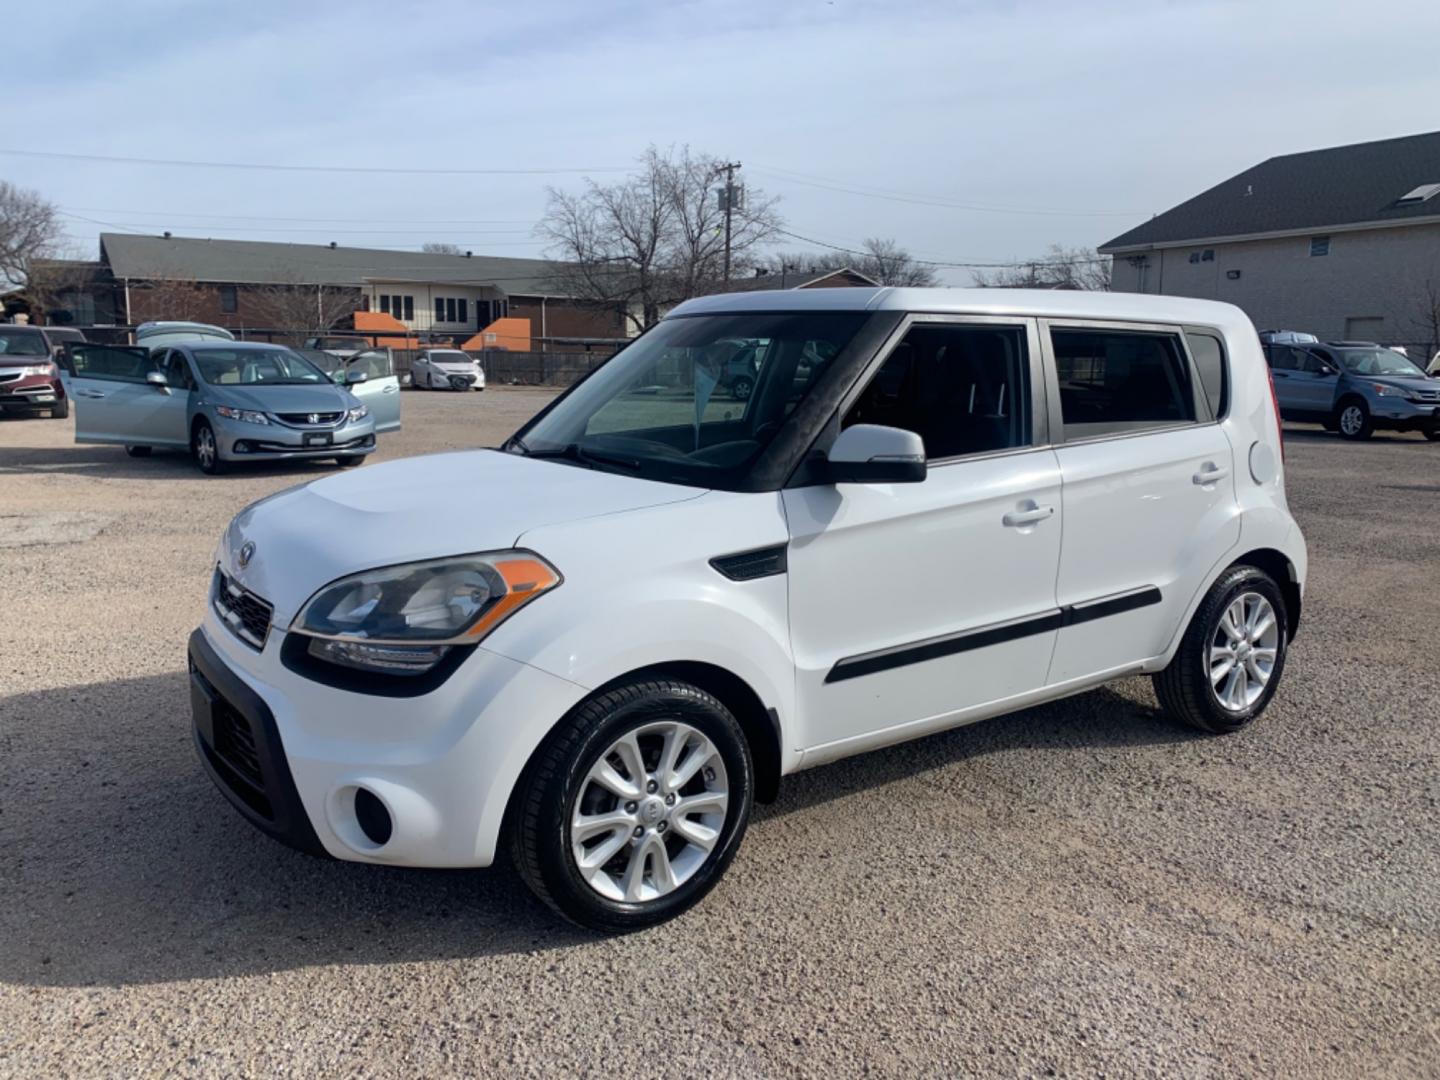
[1266,366,1284,462]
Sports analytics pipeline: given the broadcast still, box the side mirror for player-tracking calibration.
[145,371,169,390]
[345,368,368,385]
[822,424,926,485]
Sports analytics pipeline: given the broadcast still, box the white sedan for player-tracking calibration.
[411,349,485,391]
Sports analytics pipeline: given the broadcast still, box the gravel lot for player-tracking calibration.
[2,391,1438,1078]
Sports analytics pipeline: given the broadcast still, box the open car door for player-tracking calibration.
[347,348,402,432]
[68,344,189,448]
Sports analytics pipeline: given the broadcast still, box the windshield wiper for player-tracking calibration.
[516,441,642,471]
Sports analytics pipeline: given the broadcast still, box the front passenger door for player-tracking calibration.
[784,318,1065,762]
[69,344,179,446]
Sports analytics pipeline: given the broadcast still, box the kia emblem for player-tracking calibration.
[238,541,256,569]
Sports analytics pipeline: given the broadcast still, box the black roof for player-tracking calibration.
[1100,131,1440,251]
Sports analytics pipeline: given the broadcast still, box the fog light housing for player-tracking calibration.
[233,440,252,453]
[354,788,393,846]
[307,636,449,675]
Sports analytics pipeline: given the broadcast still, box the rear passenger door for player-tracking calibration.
[1041,321,1239,686]
[1268,346,1331,417]
[785,317,1065,760]
[348,348,402,432]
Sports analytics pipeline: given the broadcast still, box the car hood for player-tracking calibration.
[0,356,51,367]
[219,449,704,622]
[206,383,357,413]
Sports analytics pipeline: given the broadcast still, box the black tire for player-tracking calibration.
[510,677,754,933]
[192,420,224,475]
[333,454,365,467]
[50,396,69,419]
[1334,398,1373,441]
[730,376,753,401]
[124,445,152,458]
[1423,428,1440,442]
[1153,565,1289,734]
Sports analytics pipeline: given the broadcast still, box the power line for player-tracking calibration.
[64,205,536,225]
[773,227,1110,270]
[750,164,1143,218]
[1,147,628,176]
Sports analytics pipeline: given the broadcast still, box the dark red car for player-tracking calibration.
[0,325,69,419]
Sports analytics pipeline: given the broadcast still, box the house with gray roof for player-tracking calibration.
[1099,131,1440,353]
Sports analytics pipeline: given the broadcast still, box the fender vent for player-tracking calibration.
[710,545,788,582]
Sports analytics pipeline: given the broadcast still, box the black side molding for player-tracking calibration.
[710,544,788,582]
[825,586,1162,684]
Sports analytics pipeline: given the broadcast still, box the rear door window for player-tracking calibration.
[1049,327,1196,439]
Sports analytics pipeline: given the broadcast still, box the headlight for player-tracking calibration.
[1371,383,1412,399]
[18,363,56,377]
[216,405,270,424]
[290,551,561,675]
[348,405,369,423]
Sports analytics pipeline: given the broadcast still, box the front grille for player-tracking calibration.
[274,411,343,427]
[213,568,273,650]
[0,371,21,385]
[212,699,265,791]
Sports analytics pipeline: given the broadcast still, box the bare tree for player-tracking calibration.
[1411,271,1440,361]
[248,274,362,339]
[0,180,61,288]
[851,237,938,287]
[421,242,463,255]
[539,146,783,333]
[129,273,210,323]
[20,250,96,323]
[971,244,1111,290]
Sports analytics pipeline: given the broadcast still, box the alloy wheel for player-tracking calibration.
[1208,591,1280,711]
[1340,405,1365,436]
[196,426,216,469]
[569,721,729,903]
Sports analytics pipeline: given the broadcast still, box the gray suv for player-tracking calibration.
[66,341,378,473]
[1263,340,1440,441]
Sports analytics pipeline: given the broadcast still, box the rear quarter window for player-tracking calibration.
[1185,331,1228,419]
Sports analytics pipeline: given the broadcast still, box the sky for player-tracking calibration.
[9,0,1440,285]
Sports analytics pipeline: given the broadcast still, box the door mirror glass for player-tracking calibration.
[345,368,369,385]
[145,371,169,388]
[823,424,926,484]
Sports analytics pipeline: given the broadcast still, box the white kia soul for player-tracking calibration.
[191,288,1306,931]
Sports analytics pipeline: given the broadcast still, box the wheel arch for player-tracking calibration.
[1227,547,1302,640]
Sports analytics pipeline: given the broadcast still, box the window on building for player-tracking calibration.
[435,297,446,323]
[218,285,238,314]
[458,298,468,324]
[1310,236,1330,257]
[446,297,457,323]
[1185,331,1227,419]
[1201,249,1214,262]
[379,294,391,315]
[842,324,1031,460]
[403,296,414,321]
[1050,327,1195,439]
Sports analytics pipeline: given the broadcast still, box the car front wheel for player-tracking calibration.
[511,677,754,932]
[1153,565,1289,734]
[50,396,69,419]
[192,420,224,475]
[125,445,151,458]
[1336,399,1373,440]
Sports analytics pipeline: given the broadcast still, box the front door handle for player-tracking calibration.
[1193,463,1230,485]
[75,388,106,398]
[382,384,399,393]
[1272,372,1290,378]
[1002,503,1055,527]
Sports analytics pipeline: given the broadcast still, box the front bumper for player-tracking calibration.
[1372,400,1440,431]
[0,374,62,410]
[189,605,587,867]
[215,416,377,461]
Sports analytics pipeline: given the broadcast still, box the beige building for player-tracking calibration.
[1100,132,1440,353]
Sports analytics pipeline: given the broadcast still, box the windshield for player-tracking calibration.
[192,348,330,386]
[1333,348,1427,377]
[513,311,867,488]
[0,328,51,356]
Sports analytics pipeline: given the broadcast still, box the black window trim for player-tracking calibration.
[1182,323,1229,422]
[799,313,1053,479]
[1038,317,1215,447]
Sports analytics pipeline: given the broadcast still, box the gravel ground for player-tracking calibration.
[1,393,1438,1079]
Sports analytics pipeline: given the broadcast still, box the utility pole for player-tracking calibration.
[719,161,742,286]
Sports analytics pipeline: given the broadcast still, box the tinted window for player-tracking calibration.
[71,345,155,383]
[0,328,51,356]
[1051,328,1195,438]
[1266,346,1299,371]
[843,324,1031,459]
[1185,331,1228,419]
[1299,349,1331,375]
[164,351,196,390]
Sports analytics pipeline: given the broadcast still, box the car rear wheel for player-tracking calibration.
[1335,399,1373,440]
[1153,565,1289,734]
[124,445,151,458]
[511,677,754,932]
[192,420,224,475]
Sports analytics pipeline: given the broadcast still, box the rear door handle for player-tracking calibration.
[1002,504,1055,527]
[1272,372,1290,378]
[1193,463,1230,485]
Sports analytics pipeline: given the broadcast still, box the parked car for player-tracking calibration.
[410,348,485,390]
[0,325,68,418]
[1263,339,1440,441]
[190,288,1306,932]
[1428,349,1440,376]
[135,321,236,349]
[296,347,403,433]
[304,335,372,360]
[69,340,377,473]
[41,326,88,373]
